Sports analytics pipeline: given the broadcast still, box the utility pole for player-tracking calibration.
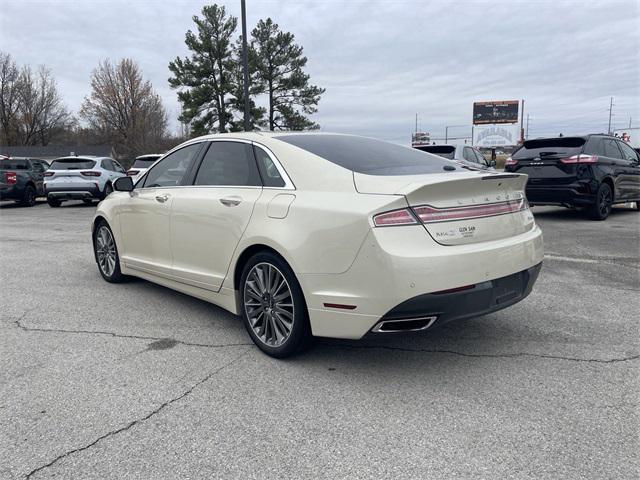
[629,116,632,129]
[241,0,250,131]
[607,97,614,134]
[526,114,530,140]
[520,99,525,143]
[415,113,418,133]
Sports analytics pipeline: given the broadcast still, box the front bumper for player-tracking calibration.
[46,185,102,200]
[300,224,544,339]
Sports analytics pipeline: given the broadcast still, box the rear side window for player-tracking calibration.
[0,159,30,170]
[143,143,202,188]
[253,146,285,187]
[50,158,96,170]
[278,134,459,175]
[413,145,456,160]
[194,142,261,186]
[512,137,586,159]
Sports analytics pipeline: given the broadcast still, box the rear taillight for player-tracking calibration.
[5,172,17,185]
[413,198,526,223]
[126,170,139,176]
[373,208,418,227]
[505,157,518,166]
[559,154,598,164]
[81,171,101,177]
[43,171,55,177]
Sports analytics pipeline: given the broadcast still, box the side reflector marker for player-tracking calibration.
[324,303,357,310]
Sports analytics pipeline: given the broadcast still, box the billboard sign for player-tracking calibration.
[473,124,520,147]
[473,100,519,125]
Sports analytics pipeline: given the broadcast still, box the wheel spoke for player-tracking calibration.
[243,262,295,348]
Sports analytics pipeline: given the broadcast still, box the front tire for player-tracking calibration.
[47,197,61,208]
[588,183,613,220]
[93,222,125,283]
[239,252,312,358]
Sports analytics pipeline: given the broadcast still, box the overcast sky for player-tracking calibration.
[1,0,639,144]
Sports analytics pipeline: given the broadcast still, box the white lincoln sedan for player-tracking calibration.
[92,133,543,357]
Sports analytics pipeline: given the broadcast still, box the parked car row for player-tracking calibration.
[0,153,164,208]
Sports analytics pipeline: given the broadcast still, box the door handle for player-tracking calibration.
[220,196,242,207]
[155,194,170,203]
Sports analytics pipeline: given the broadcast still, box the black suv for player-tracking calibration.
[505,135,640,220]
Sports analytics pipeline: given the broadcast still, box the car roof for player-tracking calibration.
[52,156,111,161]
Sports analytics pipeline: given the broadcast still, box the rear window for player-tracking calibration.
[0,159,30,170]
[50,158,96,170]
[413,145,456,159]
[132,158,159,168]
[277,134,459,175]
[513,137,585,159]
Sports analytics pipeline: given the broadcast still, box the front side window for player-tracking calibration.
[602,139,623,159]
[254,146,285,187]
[617,141,639,162]
[143,143,202,188]
[463,147,478,163]
[474,149,487,165]
[194,142,261,186]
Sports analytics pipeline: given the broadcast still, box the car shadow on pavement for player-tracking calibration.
[531,205,637,220]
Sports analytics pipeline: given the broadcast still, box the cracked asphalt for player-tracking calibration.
[1,201,638,479]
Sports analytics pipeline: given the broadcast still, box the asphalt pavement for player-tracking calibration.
[1,200,638,479]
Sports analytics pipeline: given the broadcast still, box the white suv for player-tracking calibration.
[44,156,126,207]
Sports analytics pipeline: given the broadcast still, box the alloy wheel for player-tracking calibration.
[243,262,295,347]
[96,226,117,277]
[599,186,612,217]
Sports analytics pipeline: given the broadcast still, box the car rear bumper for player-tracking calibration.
[46,185,102,200]
[526,183,596,206]
[299,223,544,339]
[0,185,21,200]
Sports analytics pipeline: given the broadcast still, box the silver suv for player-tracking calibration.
[44,156,126,207]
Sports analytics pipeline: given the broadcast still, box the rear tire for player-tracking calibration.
[103,183,113,199]
[47,197,62,208]
[93,221,125,283]
[635,201,640,211]
[239,252,312,358]
[20,185,36,207]
[588,183,612,220]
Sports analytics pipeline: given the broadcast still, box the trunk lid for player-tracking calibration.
[355,171,535,246]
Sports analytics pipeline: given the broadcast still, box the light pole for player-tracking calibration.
[241,0,250,131]
[445,125,466,143]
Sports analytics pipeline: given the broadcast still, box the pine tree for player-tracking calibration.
[168,5,238,135]
[250,19,325,130]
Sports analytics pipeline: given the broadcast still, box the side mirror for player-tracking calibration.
[114,176,134,192]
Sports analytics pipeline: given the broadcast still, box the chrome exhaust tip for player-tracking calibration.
[372,316,438,333]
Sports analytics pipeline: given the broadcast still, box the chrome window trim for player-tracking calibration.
[135,137,295,191]
[251,141,296,190]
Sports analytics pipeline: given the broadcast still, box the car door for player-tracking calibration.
[170,140,263,292]
[117,142,204,276]
[616,140,640,200]
[30,160,46,195]
[600,137,630,200]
